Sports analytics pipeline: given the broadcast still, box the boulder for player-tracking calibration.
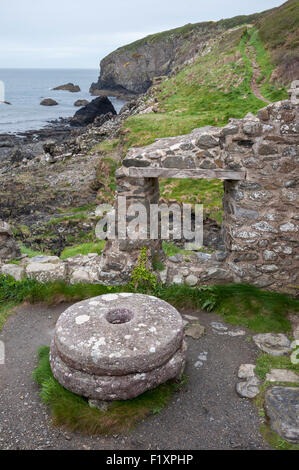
[265,387,299,443]
[26,261,66,282]
[236,376,261,398]
[70,96,116,127]
[253,333,292,356]
[265,369,299,383]
[40,98,58,106]
[1,264,24,281]
[53,83,81,92]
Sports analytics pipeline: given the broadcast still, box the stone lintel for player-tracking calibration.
[123,167,246,180]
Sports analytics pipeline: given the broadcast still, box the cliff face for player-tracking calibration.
[90,13,265,98]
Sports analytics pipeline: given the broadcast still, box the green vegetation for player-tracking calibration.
[33,346,185,435]
[130,247,158,293]
[255,353,299,380]
[260,424,299,451]
[1,272,298,334]
[248,28,287,101]
[160,178,224,223]
[20,244,47,258]
[60,240,106,260]
[257,0,299,50]
[121,25,286,221]
[162,242,192,257]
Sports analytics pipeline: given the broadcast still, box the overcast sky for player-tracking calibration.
[0,0,284,68]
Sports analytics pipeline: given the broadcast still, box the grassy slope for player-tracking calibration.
[121,24,285,222]
[257,0,299,81]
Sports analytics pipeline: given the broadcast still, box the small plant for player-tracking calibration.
[130,247,158,293]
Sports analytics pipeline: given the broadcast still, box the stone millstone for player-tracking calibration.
[50,293,186,401]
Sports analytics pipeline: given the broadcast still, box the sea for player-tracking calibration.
[0,69,125,134]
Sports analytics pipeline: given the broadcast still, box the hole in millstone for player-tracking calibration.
[105,308,134,325]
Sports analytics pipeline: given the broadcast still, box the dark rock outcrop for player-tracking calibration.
[40,98,58,106]
[70,96,116,127]
[53,83,81,92]
[0,221,20,262]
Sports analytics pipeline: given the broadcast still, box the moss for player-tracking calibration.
[33,346,186,435]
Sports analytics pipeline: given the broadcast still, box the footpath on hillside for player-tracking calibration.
[245,44,272,104]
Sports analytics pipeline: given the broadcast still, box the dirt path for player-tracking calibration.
[0,303,270,450]
[246,45,272,104]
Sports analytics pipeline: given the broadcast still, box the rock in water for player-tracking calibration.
[70,96,116,127]
[74,99,89,107]
[40,98,58,106]
[265,387,299,443]
[53,83,81,92]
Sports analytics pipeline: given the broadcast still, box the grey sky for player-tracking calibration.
[0,0,284,68]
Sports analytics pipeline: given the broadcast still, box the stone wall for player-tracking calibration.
[99,94,298,294]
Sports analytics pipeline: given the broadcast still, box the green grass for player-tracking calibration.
[248,28,287,101]
[0,273,298,334]
[20,244,47,258]
[260,424,299,451]
[60,241,106,260]
[160,178,224,223]
[257,0,299,50]
[255,353,299,380]
[162,241,192,257]
[121,26,275,221]
[33,346,186,435]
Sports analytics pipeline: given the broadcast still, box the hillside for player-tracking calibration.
[90,11,267,97]
[90,1,298,98]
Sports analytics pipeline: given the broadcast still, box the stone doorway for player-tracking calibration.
[98,97,298,295]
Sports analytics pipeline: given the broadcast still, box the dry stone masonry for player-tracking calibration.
[98,92,299,294]
[50,293,186,400]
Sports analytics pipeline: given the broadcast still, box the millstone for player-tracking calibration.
[50,293,186,400]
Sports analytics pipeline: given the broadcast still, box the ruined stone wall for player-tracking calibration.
[99,97,298,294]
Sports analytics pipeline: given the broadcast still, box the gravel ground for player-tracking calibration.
[0,303,270,450]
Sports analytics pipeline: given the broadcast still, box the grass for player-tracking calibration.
[60,241,106,260]
[160,178,224,223]
[0,273,298,334]
[33,346,186,435]
[120,25,278,222]
[162,241,192,257]
[248,28,287,102]
[20,244,47,258]
[255,353,299,380]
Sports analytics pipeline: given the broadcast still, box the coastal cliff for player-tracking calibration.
[90,13,264,98]
[90,0,299,98]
